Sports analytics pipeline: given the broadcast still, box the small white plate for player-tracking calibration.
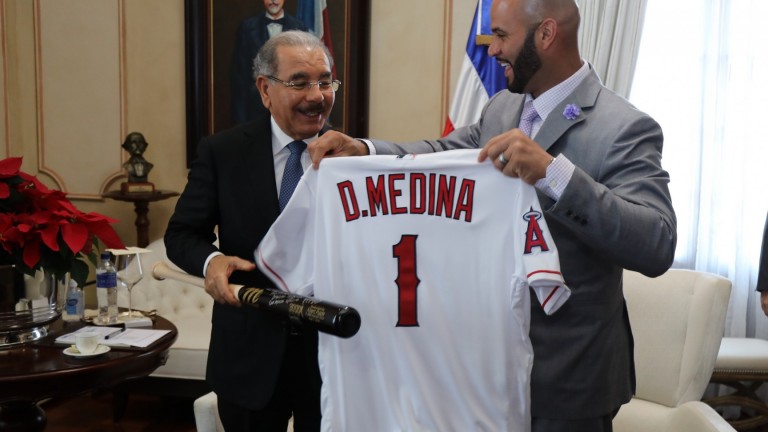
[63,344,111,358]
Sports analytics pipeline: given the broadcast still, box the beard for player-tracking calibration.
[507,27,542,94]
[265,3,282,16]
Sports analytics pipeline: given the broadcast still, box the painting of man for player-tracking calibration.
[230,0,308,125]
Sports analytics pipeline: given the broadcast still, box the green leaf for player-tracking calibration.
[70,258,89,288]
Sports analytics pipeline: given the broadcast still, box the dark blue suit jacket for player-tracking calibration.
[165,115,320,410]
[230,14,308,125]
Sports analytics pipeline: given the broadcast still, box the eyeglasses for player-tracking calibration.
[267,76,341,92]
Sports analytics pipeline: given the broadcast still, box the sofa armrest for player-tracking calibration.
[666,402,736,432]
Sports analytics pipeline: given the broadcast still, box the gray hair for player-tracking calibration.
[253,30,333,80]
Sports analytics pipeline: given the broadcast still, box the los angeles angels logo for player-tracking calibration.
[523,207,549,254]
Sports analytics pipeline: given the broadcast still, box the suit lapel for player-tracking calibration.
[242,118,332,217]
[242,116,281,216]
[254,15,270,47]
[534,70,602,152]
[507,99,525,134]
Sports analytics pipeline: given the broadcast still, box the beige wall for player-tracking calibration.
[369,0,476,141]
[0,0,476,254]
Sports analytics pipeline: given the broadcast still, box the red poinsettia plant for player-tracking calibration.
[0,157,125,288]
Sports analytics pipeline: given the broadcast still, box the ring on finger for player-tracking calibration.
[498,153,509,166]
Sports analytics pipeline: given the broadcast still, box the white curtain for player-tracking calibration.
[630,0,768,338]
[577,0,648,98]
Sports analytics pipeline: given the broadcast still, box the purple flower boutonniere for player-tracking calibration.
[563,104,581,120]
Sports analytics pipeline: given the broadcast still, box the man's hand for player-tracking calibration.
[478,129,551,184]
[205,255,256,306]
[308,130,369,168]
[761,291,768,317]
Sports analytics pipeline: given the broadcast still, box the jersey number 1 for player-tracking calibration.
[393,234,420,326]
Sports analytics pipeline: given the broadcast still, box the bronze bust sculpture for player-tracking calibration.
[120,132,155,193]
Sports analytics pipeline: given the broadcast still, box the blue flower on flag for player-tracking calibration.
[563,104,581,120]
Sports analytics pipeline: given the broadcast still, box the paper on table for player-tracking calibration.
[103,328,171,348]
[55,325,171,348]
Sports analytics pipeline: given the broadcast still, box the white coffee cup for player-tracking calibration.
[75,331,100,354]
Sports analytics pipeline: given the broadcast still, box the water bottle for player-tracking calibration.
[96,251,118,325]
[64,279,84,321]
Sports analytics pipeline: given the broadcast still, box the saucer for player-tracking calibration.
[63,344,111,358]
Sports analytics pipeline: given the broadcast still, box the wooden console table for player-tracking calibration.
[102,190,179,248]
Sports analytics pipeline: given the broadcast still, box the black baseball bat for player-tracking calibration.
[152,262,361,338]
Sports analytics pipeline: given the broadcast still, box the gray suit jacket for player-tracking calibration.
[372,69,677,419]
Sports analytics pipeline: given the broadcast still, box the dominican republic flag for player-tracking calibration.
[443,0,507,136]
[297,0,336,77]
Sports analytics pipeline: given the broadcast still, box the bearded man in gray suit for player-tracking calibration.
[309,0,676,431]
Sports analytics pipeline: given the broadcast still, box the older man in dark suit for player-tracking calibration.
[166,30,338,432]
[230,0,308,125]
[308,0,677,431]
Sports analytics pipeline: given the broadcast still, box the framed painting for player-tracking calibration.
[184,0,370,166]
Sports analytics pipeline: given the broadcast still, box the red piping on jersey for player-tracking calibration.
[527,269,563,279]
[541,286,560,309]
[257,249,291,293]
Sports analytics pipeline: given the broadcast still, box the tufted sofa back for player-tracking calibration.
[118,242,212,325]
[117,238,213,380]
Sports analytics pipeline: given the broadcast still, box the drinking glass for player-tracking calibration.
[116,253,143,320]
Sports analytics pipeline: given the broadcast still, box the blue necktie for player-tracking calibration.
[278,140,307,211]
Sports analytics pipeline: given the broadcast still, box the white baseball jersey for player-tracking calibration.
[256,149,569,432]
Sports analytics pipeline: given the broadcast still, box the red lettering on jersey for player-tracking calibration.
[348,173,476,223]
[337,181,360,222]
[393,234,420,326]
[428,173,437,215]
[523,207,549,254]
[366,175,389,216]
[453,179,475,222]
[410,173,427,214]
[389,173,407,214]
[435,175,456,217]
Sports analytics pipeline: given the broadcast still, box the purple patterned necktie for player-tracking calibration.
[519,100,540,137]
[278,140,306,211]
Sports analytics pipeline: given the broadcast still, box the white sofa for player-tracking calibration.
[116,238,212,389]
[613,269,735,432]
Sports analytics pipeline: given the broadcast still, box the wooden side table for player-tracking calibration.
[103,190,179,248]
[0,315,178,431]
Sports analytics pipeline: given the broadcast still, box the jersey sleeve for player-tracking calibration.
[519,190,571,315]
[255,171,316,297]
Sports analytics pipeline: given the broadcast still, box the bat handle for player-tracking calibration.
[152,261,244,298]
[152,261,360,337]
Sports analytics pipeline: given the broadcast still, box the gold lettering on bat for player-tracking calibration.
[241,288,264,306]
[305,305,326,323]
[288,303,305,318]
